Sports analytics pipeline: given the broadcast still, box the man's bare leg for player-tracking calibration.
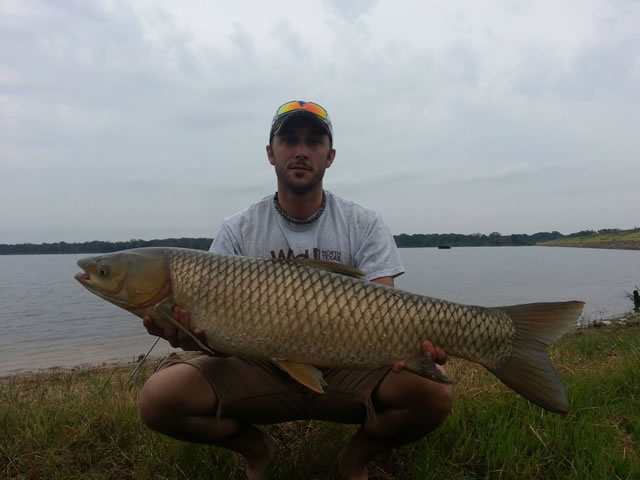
[337,371,453,480]
[138,364,278,480]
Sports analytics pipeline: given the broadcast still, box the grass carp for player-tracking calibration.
[75,247,584,413]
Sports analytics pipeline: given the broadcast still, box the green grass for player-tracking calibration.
[2,318,639,479]
[539,228,640,247]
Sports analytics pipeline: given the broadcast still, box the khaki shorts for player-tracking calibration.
[154,352,391,425]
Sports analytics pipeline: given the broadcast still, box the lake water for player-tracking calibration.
[0,247,638,376]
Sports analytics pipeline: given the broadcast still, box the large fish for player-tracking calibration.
[75,247,583,413]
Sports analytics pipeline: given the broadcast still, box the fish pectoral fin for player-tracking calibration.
[153,302,216,356]
[274,359,328,393]
[403,355,452,384]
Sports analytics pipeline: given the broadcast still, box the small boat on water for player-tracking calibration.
[438,245,452,250]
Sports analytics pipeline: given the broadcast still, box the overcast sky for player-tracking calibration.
[1,0,639,244]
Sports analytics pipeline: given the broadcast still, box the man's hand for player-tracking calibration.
[142,306,208,351]
[391,340,448,373]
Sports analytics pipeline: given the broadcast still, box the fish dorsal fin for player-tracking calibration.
[274,359,328,393]
[288,258,365,279]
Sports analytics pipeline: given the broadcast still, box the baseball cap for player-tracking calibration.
[269,101,333,142]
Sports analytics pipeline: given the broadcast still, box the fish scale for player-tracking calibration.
[166,249,514,367]
[76,247,585,413]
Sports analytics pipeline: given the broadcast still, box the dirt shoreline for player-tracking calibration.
[0,354,168,381]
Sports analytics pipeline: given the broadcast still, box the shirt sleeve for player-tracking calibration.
[209,222,242,255]
[354,212,405,281]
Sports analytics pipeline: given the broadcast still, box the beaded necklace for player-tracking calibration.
[273,190,326,225]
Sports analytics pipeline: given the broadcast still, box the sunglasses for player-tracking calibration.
[275,101,328,120]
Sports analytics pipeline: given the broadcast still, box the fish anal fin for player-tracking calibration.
[489,301,585,414]
[403,355,452,384]
[275,359,327,393]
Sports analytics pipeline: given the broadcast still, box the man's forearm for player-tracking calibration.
[371,276,394,287]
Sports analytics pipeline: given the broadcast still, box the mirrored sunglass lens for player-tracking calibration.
[277,102,327,119]
[277,101,301,115]
[302,103,327,119]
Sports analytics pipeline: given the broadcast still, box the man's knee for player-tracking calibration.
[377,372,453,430]
[403,381,452,432]
[138,364,217,432]
[421,382,453,425]
[138,374,170,431]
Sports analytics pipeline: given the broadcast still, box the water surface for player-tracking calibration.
[0,247,637,376]
[396,246,638,321]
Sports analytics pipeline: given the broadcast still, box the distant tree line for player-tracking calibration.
[2,229,630,254]
[393,231,566,248]
[0,238,213,255]
[565,229,614,238]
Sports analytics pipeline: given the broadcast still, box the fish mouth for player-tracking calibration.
[75,258,95,284]
[74,272,90,282]
[74,259,96,286]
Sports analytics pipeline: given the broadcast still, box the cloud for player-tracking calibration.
[511,3,640,103]
[324,0,378,23]
[1,0,639,243]
[229,22,256,59]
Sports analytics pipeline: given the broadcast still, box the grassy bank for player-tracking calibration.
[2,317,639,479]
[539,228,640,250]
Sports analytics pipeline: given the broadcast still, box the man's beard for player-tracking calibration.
[275,164,326,194]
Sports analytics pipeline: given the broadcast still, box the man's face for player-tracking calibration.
[267,119,336,195]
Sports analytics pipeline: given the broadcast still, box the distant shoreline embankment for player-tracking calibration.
[1,229,639,254]
[538,229,640,251]
[540,241,640,250]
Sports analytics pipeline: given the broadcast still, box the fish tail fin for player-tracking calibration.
[487,301,584,414]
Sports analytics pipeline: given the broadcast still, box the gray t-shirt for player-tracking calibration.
[210,190,405,281]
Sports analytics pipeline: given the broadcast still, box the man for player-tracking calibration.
[139,101,452,480]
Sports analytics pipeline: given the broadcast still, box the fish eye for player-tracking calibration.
[98,265,111,277]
